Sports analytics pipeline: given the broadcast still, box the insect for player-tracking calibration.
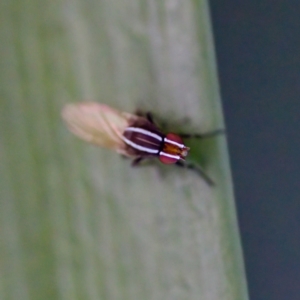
[62,102,221,185]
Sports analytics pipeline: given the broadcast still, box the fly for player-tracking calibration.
[62,102,222,185]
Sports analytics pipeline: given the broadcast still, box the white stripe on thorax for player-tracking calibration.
[159,151,181,160]
[122,136,159,154]
[164,138,184,148]
[125,127,163,141]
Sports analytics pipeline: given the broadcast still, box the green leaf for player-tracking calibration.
[0,0,248,299]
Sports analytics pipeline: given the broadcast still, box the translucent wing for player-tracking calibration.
[62,102,138,156]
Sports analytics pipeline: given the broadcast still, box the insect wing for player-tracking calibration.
[62,102,137,155]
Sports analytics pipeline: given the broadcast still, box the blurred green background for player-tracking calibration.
[0,0,247,299]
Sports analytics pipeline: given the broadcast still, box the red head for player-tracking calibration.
[159,133,190,164]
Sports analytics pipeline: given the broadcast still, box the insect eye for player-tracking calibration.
[159,153,179,164]
[165,133,183,144]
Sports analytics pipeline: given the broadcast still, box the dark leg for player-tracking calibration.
[131,156,145,167]
[146,112,154,124]
[134,110,156,125]
[178,129,225,139]
[134,109,154,122]
[175,161,215,186]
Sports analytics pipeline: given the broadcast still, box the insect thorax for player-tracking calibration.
[122,119,164,157]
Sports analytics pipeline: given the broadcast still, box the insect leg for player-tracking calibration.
[146,112,154,124]
[175,161,215,186]
[178,129,225,139]
[131,156,145,166]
